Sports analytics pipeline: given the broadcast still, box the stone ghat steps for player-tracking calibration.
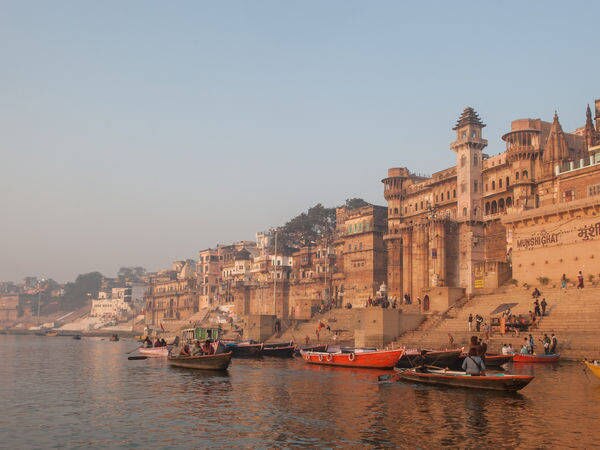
[272,308,357,344]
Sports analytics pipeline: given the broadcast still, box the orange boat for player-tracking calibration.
[300,348,404,369]
[513,353,560,363]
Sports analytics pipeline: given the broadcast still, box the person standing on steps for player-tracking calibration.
[577,271,585,289]
[541,298,547,316]
[561,274,568,290]
[468,313,473,332]
[550,333,558,354]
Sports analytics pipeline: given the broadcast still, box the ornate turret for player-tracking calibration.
[452,107,486,130]
[544,112,570,162]
[585,104,600,149]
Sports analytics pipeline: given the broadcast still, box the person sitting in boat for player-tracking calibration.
[179,343,191,356]
[501,343,510,355]
[462,347,485,376]
[191,340,203,356]
[153,338,161,348]
[507,344,515,354]
[201,340,215,355]
[160,338,167,347]
[520,338,531,355]
[550,334,558,354]
[144,337,153,348]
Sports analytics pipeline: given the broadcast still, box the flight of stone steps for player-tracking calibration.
[395,285,600,359]
[269,307,358,345]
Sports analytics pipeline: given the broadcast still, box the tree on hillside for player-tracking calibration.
[117,266,146,282]
[61,272,104,309]
[269,198,370,251]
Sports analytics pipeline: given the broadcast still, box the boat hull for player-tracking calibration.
[513,353,560,363]
[139,347,170,357]
[395,368,534,391]
[301,348,404,369]
[226,343,264,358]
[168,352,232,370]
[262,345,295,358]
[396,349,462,369]
[584,361,600,379]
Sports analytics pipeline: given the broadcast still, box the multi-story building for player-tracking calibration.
[333,204,388,307]
[144,260,199,326]
[383,99,600,298]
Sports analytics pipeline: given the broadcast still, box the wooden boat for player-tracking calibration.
[393,367,534,392]
[512,353,559,363]
[396,348,462,369]
[138,346,170,357]
[168,351,232,370]
[300,348,404,369]
[294,344,327,356]
[224,341,264,357]
[262,343,295,358]
[584,360,600,379]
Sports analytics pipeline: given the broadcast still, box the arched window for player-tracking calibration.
[453,189,457,198]
[516,172,520,181]
[506,176,510,187]
[498,198,505,212]
[394,208,398,214]
[485,202,490,215]
[463,207,468,217]
[441,192,444,201]
[447,191,450,199]
[491,201,498,214]
[506,197,513,207]
[523,170,528,179]
[499,178,503,188]
[492,180,496,190]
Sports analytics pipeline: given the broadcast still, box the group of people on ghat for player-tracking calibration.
[143,336,167,348]
[178,339,215,357]
[365,293,431,311]
[518,333,558,355]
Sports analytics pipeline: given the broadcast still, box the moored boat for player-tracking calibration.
[45,330,59,337]
[393,367,534,391]
[512,353,559,363]
[396,348,462,369]
[168,351,232,370]
[584,360,600,379]
[262,343,295,358]
[224,341,264,358]
[300,348,404,369]
[139,346,170,357]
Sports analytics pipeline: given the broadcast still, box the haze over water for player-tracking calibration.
[2,335,599,448]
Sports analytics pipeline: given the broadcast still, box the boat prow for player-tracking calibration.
[584,360,600,379]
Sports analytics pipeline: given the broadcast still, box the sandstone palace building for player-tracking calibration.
[384,99,600,301]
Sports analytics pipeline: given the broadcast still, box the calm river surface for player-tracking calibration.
[1,335,600,449]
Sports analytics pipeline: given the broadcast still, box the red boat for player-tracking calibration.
[513,353,560,363]
[300,348,404,369]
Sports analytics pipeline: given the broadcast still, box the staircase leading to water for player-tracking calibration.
[395,285,600,359]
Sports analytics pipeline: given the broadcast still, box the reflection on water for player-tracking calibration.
[1,335,600,448]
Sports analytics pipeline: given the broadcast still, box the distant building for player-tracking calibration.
[0,295,19,324]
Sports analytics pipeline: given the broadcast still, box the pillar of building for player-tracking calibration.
[401,228,412,297]
[436,221,446,286]
[386,238,403,299]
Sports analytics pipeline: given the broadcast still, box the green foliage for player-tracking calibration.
[61,272,104,309]
[537,276,550,286]
[271,198,370,251]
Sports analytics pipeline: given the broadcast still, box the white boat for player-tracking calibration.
[138,346,170,357]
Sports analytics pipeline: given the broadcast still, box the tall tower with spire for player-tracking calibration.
[450,107,487,295]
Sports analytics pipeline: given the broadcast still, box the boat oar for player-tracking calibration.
[128,356,148,361]
[125,346,141,355]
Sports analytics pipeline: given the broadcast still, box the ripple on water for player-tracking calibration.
[2,335,600,448]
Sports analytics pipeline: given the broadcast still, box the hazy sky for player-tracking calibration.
[2,1,599,282]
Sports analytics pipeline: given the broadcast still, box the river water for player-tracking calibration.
[1,335,599,449]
